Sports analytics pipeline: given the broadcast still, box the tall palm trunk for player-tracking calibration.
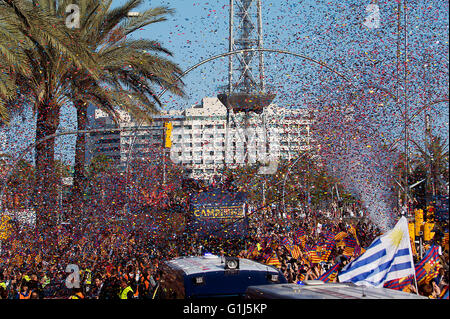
[71,99,87,213]
[34,99,60,232]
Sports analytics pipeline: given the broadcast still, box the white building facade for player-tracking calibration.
[86,97,313,180]
[169,97,313,180]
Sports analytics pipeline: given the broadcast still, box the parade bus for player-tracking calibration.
[156,254,287,299]
[245,280,428,299]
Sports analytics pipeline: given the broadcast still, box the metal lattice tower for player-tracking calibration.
[218,0,275,114]
[229,0,265,94]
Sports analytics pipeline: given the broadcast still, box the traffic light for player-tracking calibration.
[426,205,435,223]
[423,222,435,242]
[414,209,424,237]
[408,222,415,243]
[164,122,173,148]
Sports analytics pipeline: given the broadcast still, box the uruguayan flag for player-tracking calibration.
[338,217,415,288]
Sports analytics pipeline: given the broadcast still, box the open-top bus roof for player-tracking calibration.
[165,255,279,276]
[245,281,428,299]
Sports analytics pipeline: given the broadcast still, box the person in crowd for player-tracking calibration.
[69,287,85,299]
[0,206,448,299]
[30,291,39,299]
[118,278,134,300]
[18,284,31,299]
[87,276,104,299]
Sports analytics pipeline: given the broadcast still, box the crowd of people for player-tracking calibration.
[0,202,448,299]
[240,208,449,298]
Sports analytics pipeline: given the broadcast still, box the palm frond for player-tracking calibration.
[0,98,10,125]
[120,6,174,36]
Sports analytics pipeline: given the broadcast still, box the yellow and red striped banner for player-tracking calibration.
[334,231,348,241]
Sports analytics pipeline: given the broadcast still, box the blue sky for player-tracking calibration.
[0,0,448,165]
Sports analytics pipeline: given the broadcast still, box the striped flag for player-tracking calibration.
[266,253,281,268]
[338,217,415,288]
[281,237,291,246]
[246,243,258,258]
[303,240,314,252]
[334,231,348,241]
[298,273,306,282]
[294,228,306,246]
[342,235,358,257]
[318,230,337,262]
[440,285,449,299]
[287,245,302,260]
[264,237,273,248]
[315,242,333,263]
[306,250,323,264]
[262,247,273,262]
[422,266,439,285]
[415,246,440,284]
[323,230,336,243]
[442,232,449,251]
[383,275,414,292]
[348,225,362,256]
[295,228,306,238]
[318,263,340,283]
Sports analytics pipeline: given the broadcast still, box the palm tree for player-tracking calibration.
[1,0,101,231]
[0,1,33,123]
[411,135,449,197]
[62,0,185,208]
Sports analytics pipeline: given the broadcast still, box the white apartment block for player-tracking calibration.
[169,97,313,180]
[86,97,313,180]
[86,105,168,170]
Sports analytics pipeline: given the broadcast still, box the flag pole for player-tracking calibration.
[407,220,420,295]
[412,270,420,295]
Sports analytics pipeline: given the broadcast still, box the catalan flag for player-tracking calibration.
[306,250,323,264]
[266,253,281,268]
[287,245,302,260]
[334,231,348,241]
[318,263,340,283]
